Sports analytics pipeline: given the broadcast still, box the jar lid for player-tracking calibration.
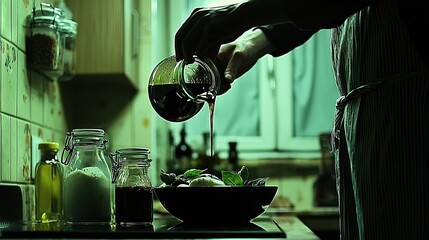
[61,129,108,165]
[116,147,150,156]
[31,3,62,25]
[71,128,105,137]
[38,142,60,151]
[114,147,152,164]
[69,129,107,148]
[57,18,78,33]
[111,147,152,183]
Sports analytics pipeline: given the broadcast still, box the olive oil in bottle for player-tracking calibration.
[35,142,63,223]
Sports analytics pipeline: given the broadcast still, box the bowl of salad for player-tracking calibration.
[154,166,278,225]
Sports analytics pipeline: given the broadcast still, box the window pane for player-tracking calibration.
[292,30,338,137]
[179,0,266,151]
[186,64,260,137]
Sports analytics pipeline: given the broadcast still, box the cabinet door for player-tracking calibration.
[66,0,139,87]
[123,0,140,87]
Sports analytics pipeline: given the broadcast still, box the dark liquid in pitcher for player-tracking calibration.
[115,186,153,225]
[148,83,211,122]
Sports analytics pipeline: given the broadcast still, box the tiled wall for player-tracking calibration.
[1,0,158,220]
[1,0,67,220]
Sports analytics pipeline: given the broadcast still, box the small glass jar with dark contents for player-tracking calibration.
[111,147,154,227]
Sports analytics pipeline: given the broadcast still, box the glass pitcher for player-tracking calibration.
[148,55,221,122]
[61,129,114,225]
[111,147,154,227]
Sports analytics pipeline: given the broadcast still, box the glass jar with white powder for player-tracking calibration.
[61,129,113,225]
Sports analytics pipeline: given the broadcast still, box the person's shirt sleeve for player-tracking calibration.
[256,24,317,57]
[283,0,378,30]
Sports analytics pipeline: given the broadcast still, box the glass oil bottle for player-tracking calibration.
[35,142,63,223]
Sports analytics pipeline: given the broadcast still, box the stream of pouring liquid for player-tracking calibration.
[208,100,215,157]
[206,97,216,173]
[199,91,216,173]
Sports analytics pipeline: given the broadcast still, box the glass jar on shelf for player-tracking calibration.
[57,17,77,81]
[111,147,154,227]
[61,129,114,225]
[27,3,63,77]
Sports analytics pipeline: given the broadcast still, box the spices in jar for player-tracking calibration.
[26,3,63,77]
[28,33,58,69]
[64,166,111,222]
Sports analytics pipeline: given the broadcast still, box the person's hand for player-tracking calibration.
[175,2,248,63]
[175,0,288,63]
[215,28,273,95]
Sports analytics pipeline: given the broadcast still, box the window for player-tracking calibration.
[152,0,339,159]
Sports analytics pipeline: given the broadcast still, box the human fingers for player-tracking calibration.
[215,47,255,95]
[176,3,248,63]
[175,7,206,62]
[219,42,259,83]
[175,7,226,63]
[194,4,248,59]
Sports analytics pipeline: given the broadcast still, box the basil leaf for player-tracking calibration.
[238,166,250,183]
[183,168,207,180]
[222,170,244,186]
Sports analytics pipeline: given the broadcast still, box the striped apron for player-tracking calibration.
[330,0,429,239]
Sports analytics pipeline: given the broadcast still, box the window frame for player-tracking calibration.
[275,54,320,152]
[157,0,326,159]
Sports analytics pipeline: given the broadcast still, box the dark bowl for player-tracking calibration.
[154,186,278,225]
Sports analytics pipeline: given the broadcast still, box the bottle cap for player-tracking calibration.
[38,142,60,151]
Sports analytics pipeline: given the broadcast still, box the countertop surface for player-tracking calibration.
[0,213,320,240]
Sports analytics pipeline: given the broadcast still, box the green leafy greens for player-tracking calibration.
[159,166,268,187]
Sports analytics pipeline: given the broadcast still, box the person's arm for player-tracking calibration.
[175,0,377,62]
[215,28,273,85]
[256,24,317,57]
[215,24,317,94]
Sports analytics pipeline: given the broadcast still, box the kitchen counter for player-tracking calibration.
[267,207,340,240]
[0,213,320,239]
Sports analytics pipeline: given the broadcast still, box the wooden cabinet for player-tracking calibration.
[61,0,140,131]
[66,0,140,88]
